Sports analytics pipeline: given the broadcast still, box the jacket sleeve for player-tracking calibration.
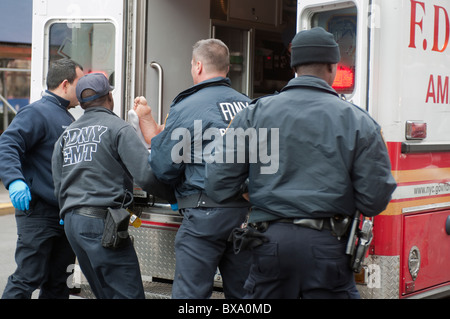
[148,109,186,185]
[51,136,63,202]
[117,125,176,203]
[205,112,250,203]
[0,107,44,188]
[352,124,397,217]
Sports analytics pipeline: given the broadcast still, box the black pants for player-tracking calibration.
[172,207,251,299]
[64,210,145,299]
[2,202,75,299]
[244,221,361,299]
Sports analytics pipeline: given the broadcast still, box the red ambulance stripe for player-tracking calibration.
[140,220,180,229]
[387,141,450,171]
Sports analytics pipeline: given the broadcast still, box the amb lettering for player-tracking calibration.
[426,74,449,104]
[62,125,107,167]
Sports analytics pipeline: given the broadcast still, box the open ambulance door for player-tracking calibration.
[143,0,211,125]
[31,0,127,118]
[298,0,371,111]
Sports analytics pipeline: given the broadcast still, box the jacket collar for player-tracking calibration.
[281,75,339,97]
[43,90,71,109]
[171,77,231,105]
[84,106,116,116]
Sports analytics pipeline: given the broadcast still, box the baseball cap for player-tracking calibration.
[290,27,341,68]
[76,73,113,103]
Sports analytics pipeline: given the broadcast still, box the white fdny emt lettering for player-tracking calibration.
[61,125,108,167]
[217,101,249,122]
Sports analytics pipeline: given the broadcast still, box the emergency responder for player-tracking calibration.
[0,59,84,299]
[134,39,251,299]
[52,73,175,299]
[205,27,397,299]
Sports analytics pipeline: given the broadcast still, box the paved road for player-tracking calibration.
[0,181,15,296]
[0,213,17,297]
[0,181,83,299]
[0,182,9,203]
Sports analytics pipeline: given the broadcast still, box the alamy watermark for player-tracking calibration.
[170,120,280,174]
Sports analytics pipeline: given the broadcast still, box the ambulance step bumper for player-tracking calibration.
[78,280,225,299]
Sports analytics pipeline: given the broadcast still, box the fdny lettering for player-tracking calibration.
[61,125,107,166]
[409,1,450,103]
[218,101,249,122]
[409,0,449,52]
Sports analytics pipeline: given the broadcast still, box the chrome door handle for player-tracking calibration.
[150,61,163,125]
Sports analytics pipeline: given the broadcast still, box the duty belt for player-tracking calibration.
[251,215,350,238]
[277,217,332,231]
[177,192,249,209]
[73,207,108,219]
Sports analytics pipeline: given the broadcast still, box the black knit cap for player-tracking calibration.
[290,27,341,68]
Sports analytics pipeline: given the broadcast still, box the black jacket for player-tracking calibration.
[0,91,74,209]
[52,107,175,218]
[205,76,397,222]
[150,77,251,205]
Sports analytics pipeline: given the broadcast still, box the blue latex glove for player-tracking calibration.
[8,180,32,211]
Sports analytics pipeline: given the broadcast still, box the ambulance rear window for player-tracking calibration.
[48,22,116,86]
[311,7,357,94]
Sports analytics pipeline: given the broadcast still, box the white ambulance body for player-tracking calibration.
[298,0,450,298]
[31,0,450,298]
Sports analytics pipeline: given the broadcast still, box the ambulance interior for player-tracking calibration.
[46,0,298,102]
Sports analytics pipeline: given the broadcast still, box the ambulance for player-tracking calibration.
[30,0,450,299]
[297,0,450,299]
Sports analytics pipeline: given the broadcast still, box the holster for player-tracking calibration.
[101,207,130,249]
[228,226,269,254]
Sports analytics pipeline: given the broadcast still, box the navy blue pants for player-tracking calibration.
[172,207,251,299]
[244,222,361,299]
[64,211,145,299]
[2,202,75,299]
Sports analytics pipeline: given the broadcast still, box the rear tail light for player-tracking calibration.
[332,64,355,94]
[405,121,427,140]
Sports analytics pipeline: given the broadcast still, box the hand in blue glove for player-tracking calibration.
[8,180,32,211]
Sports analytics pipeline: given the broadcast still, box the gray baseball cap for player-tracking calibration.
[76,73,113,103]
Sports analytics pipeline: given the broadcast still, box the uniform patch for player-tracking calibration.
[217,101,249,122]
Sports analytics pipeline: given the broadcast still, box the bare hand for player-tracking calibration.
[132,96,164,144]
[134,96,152,118]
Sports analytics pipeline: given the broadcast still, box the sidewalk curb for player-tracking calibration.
[0,203,14,216]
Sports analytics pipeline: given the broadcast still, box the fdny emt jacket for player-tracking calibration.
[0,91,74,209]
[52,106,175,219]
[205,75,397,223]
[150,77,251,206]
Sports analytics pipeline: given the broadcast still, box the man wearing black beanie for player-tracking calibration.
[205,27,396,298]
[290,27,341,67]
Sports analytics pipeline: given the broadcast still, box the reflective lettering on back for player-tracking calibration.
[61,125,107,167]
[217,101,249,122]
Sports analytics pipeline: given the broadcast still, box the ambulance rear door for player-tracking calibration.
[31,0,127,118]
[143,0,211,125]
[298,0,371,110]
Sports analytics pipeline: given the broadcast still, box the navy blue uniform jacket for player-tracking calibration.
[205,76,397,223]
[150,77,251,202]
[0,91,74,208]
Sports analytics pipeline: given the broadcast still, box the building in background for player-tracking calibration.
[0,0,32,133]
